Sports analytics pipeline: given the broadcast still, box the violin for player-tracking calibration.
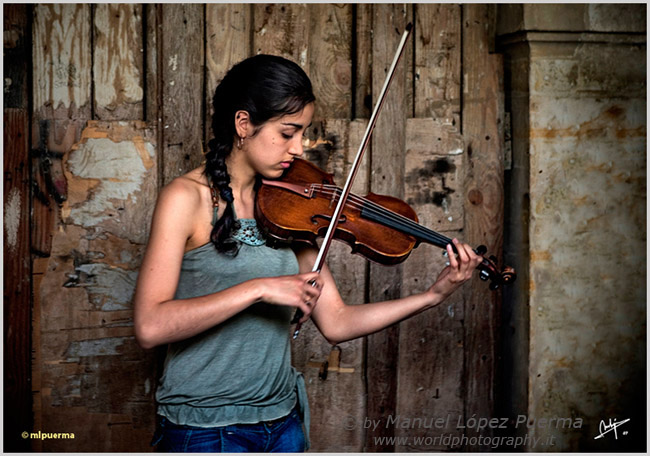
[255,23,514,338]
[255,157,516,290]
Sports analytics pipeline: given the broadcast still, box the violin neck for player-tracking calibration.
[359,204,453,250]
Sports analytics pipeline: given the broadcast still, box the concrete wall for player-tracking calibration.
[497,4,646,452]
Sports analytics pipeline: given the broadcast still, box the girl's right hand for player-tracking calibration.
[257,272,323,323]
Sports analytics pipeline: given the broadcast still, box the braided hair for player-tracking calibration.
[205,55,315,255]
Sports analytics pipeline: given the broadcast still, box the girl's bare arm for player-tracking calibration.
[133,180,320,349]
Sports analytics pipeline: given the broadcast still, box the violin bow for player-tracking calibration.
[292,23,414,338]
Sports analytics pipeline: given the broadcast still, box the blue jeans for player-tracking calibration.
[151,408,306,452]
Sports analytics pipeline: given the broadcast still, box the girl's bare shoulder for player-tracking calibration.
[159,166,209,208]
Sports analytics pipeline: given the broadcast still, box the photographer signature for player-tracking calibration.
[594,418,630,440]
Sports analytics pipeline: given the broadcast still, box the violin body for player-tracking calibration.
[256,158,418,265]
[255,158,516,289]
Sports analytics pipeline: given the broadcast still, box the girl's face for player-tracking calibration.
[241,102,315,179]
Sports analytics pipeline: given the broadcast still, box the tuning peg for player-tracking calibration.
[501,269,517,284]
[475,245,487,255]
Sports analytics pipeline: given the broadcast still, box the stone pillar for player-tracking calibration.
[496,4,646,452]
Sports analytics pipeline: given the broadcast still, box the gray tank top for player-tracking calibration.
[154,215,310,433]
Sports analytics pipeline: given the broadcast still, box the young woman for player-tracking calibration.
[134,54,482,452]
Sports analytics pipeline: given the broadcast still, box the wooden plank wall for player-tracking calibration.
[10,4,504,452]
[30,4,157,453]
[462,5,505,451]
[4,5,32,452]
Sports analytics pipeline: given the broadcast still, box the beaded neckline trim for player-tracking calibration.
[232,219,265,246]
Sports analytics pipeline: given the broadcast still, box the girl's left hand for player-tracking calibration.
[428,238,483,299]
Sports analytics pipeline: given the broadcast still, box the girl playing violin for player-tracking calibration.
[134,54,482,453]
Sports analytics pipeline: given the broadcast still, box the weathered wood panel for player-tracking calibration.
[31,9,94,446]
[160,4,204,184]
[32,4,92,257]
[253,4,309,66]
[366,4,410,452]
[354,4,373,119]
[396,251,466,451]
[252,4,352,120]
[4,5,31,451]
[5,115,33,451]
[61,122,157,244]
[4,112,32,450]
[37,121,158,452]
[31,257,48,452]
[93,4,144,120]
[397,121,465,451]
[307,4,353,119]
[414,4,461,125]
[205,4,251,146]
[404,119,464,232]
[30,119,83,256]
[33,4,92,119]
[144,4,159,124]
[461,4,505,450]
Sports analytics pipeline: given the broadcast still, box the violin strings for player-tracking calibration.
[309,184,453,248]
[304,185,499,276]
[313,184,441,240]
[356,197,453,246]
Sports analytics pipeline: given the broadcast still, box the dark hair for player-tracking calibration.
[205,54,315,255]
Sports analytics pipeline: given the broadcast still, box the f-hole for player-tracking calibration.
[311,213,347,226]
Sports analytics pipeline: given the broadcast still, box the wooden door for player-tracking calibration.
[5,4,504,452]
